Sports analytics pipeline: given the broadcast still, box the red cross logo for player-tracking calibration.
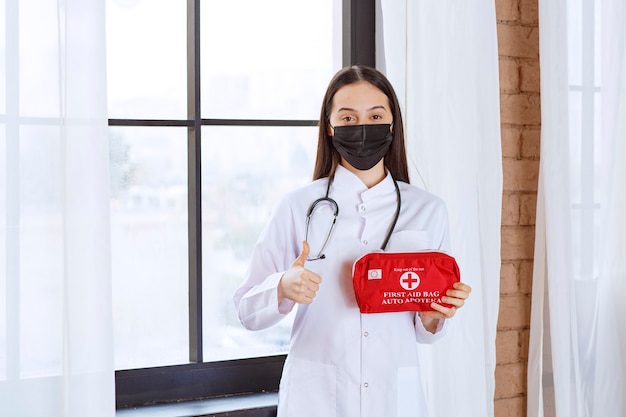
[400,271,420,291]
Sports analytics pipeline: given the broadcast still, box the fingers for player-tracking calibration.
[441,295,465,309]
[300,269,322,299]
[286,269,322,304]
[424,282,472,318]
[300,271,321,293]
[442,281,471,307]
[453,281,472,294]
[279,241,322,305]
[429,302,457,319]
[419,304,455,321]
[291,241,310,268]
[297,274,321,302]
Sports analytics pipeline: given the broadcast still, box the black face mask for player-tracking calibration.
[331,124,393,171]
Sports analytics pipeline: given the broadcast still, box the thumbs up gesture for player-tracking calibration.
[278,241,323,304]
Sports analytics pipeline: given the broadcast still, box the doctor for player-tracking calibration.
[234,65,471,417]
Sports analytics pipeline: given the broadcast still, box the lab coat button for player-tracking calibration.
[360,204,366,211]
[363,382,369,388]
[362,240,368,245]
[363,332,369,337]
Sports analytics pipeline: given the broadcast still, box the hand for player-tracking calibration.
[419,281,472,332]
[278,241,323,304]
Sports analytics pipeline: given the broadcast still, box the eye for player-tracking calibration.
[372,115,382,120]
[341,115,355,123]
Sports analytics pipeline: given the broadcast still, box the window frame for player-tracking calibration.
[112,0,375,408]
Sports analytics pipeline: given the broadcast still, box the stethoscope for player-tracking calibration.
[305,174,402,261]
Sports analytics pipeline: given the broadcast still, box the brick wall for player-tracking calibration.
[495,0,540,415]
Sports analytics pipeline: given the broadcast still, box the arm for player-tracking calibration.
[419,281,472,333]
[414,197,471,333]
[233,196,299,330]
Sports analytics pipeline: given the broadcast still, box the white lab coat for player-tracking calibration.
[234,165,453,417]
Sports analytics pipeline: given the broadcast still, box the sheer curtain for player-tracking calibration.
[377,1,502,416]
[0,1,114,416]
[528,0,626,416]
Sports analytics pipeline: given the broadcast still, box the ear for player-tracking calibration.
[327,124,334,137]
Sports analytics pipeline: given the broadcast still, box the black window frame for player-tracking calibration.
[112,0,375,408]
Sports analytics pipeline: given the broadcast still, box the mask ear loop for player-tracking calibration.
[380,176,401,251]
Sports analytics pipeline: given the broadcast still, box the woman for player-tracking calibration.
[234,65,471,417]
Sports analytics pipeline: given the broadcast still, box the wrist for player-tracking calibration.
[420,315,441,334]
[277,274,286,304]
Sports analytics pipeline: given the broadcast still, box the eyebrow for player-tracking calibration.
[336,105,388,112]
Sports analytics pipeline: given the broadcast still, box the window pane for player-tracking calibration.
[17,125,64,378]
[106,0,186,119]
[110,126,189,369]
[200,0,340,120]
[18,1,60,118]
[107,0,341,371]
[0,124,5,380]
[1,4,8,115]
[201,125,318,361]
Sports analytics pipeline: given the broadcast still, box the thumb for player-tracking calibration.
[291,240,310,267]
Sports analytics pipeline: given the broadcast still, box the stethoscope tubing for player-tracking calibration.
[305,174,401,261]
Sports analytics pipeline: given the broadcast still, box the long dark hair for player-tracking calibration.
[312,65,409,183]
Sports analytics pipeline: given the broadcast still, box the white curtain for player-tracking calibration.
[529,0,626,416]
[377,1,502,416]
[0,0,115,416]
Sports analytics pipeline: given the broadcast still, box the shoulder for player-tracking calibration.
[282,178,328,202]
[390,181,451,252]
[272,178,329,215]
[256,179,328,247]
[397,181,448,210]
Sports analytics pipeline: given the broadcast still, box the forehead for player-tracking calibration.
[331,81,389,112]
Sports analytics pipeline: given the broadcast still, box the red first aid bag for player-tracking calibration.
[352,251,461,313]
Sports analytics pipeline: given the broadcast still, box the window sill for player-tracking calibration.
[116,392,278,417]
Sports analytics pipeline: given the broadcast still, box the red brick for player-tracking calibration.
[494,395,526,417]
[503,158,540,192]
[500,93,541,125]
[497,1,540,407]
[500,58,520,92]
[520,59,540,92]
[495,363,528,398]
[519,260,534,294]
[500,261,519,294]
[502,192,521,226]
[519,329,530,361]
[520,127,541,158]
[519,192,537,225]
[519,0,539,25]
[501,125,522,158]
[498,294,531,329]
[497,24,540,59]
[501,225,536,260]
[496,0,520,22]
[496,329,522,364]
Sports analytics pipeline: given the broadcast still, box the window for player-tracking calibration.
[108,0,375,407]
[567,0,601,281]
